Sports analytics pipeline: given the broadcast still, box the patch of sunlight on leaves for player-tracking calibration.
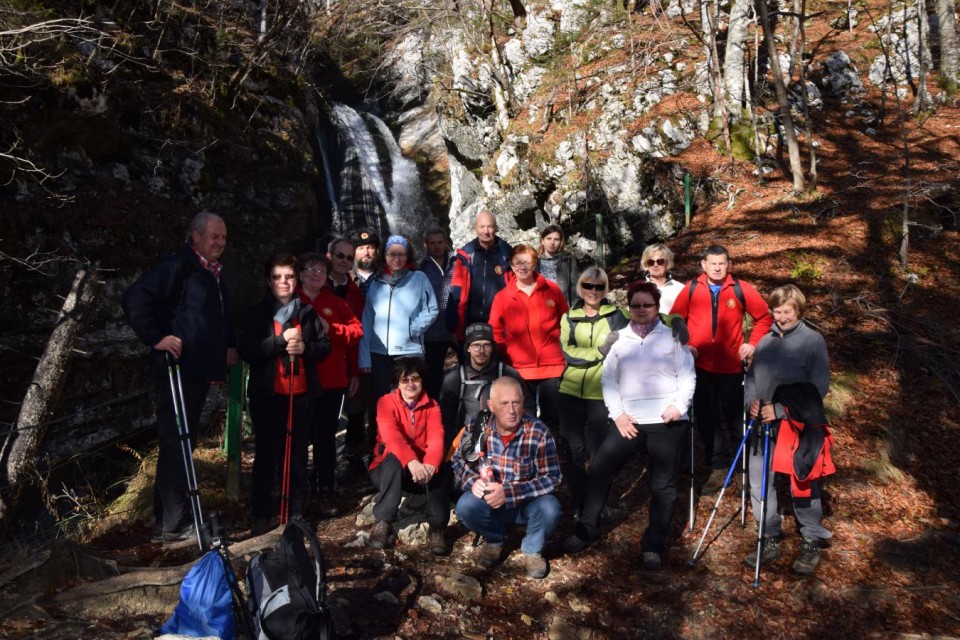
[825,371,857,421]
[864,447,905,485]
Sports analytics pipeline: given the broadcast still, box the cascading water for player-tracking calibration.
[319,103,433,244]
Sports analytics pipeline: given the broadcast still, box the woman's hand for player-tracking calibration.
[614,414,639,439]
[282,327,301,343]
[748,399,761,419]
[661,405,681,423]
[286,338,304,355]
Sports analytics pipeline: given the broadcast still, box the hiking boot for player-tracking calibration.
[562,534,595,554]
[701,469,728,495]
[428,527,450,556]
[641,551,662,571]
[251,518,274,537]
[476,543,503,569]
[743,536,782,568]
[792,538,822,576]
[315,491,339,518]
[152,522,195,544]
[368,520,392,550]
[524,553,549,579]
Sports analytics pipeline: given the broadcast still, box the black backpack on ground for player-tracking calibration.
[245,517,335,640]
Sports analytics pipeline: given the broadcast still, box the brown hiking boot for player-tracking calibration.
[476,543,503,568]
[743,536,782,568]
[368,520,392,549]
[428,527,450,556]
[524,553,549,579]
[792,538,822,576]
[701,468,728,495]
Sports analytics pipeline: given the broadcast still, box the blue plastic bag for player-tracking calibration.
[160,550,236,639]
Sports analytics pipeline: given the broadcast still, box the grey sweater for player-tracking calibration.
[744,320,830,414]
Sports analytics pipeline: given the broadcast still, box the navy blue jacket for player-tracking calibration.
[123,246,235,382]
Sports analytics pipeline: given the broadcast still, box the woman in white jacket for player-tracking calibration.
[563,281,695,570]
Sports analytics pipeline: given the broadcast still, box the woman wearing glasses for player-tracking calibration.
[366,357,450,555]
[641,243,685,314]
[557,267,624,516]
[488,244,570,433]
[358,235,439,401]
[563,281,695,571]
[239,254,331,534]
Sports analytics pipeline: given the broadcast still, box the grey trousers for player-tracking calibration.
[748,434,833,542]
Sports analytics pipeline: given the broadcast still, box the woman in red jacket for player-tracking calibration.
[367,357,450,555]
[298,252,363,516]
[488,244,569,434]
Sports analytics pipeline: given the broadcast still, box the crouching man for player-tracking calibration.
[452,377,562,579]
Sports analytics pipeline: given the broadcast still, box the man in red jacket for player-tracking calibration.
[669,245,772,494]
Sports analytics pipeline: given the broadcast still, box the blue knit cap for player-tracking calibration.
[384,235,410,252]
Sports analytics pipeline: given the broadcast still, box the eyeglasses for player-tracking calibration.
[645,258,667,267]
[302,267,326,275]
[468,343,493,351]
[399,374,422,384]
[629,302,657,309]
[332,251,354,261]
[511,261,535,269]
[581,282,605,291]
[271,274,297,282]
[386,252,407,260]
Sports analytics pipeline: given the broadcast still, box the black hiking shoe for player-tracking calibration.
[743,536,782,568]
[792,538,822,576]
[562,534,596,554]
[701,469,728,495]
[428,527,450,556]
[368,520,392,549]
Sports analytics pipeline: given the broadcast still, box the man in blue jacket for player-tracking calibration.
[123,212,237,543]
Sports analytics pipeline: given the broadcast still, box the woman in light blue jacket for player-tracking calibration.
[359,235,439,401]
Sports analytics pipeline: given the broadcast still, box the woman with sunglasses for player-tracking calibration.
[358,235,439,402]
[641,243,685,313]
[366,357,450,555]
[488,244,570,434]
[239,254,331,534]
[564,281,695,571]
[538,224,579,305]
[557,267,624,516]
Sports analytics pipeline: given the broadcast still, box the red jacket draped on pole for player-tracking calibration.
[299,286,363,389]
[369,390,445,472]
[669,273,773,374]
[488,274,569,380]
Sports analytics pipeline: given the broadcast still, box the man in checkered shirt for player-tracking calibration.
[452,376,562,579]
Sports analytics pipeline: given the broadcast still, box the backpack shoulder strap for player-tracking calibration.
[731,275,746,310]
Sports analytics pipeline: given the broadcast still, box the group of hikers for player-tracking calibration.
[122,209,835,581]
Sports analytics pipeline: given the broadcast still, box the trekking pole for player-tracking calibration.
[689,419,755,566]
[752,419,773,588]
[165,353,205,552]
[740,361,749,528]
[280,353,296,525]
[688,416,695,531]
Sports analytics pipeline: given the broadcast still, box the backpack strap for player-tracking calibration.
[688,276,746,310]
[285,518,327,604]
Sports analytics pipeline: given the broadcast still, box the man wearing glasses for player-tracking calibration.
[447,210,513,353]
[438,322,532,451]
[669,245,773,494]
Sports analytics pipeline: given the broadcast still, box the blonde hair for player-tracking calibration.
[641,243,675,271]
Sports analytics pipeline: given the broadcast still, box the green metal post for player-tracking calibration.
[224,362,244,500]
[684,173,692,228]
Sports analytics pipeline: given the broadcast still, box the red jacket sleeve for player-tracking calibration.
[376,394,419,469]
[742,281,773,345]
[669,282,692,318]
[424,404,445,469]
[326,297,362,349]
[447,252,469,338]
[488,289,511,365]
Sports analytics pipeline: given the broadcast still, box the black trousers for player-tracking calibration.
[345,374,375,456]
[369,453,451,528]
[312,389,345,492]
[693,368,746,469]
[525,376,561,435]
[423,340,451,400]
[576,420,687,553]
[249,393,314,520]
[153,376,209,532]
[558,393,610,509]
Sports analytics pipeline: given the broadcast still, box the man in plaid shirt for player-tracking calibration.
[452,377,562,579]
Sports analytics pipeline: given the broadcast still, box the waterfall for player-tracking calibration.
[321,103,432,244]
[315,128,342,232]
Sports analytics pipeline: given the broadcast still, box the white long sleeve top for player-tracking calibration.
[601,321,696,425]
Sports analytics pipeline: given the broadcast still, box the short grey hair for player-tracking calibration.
[187,212,224,240]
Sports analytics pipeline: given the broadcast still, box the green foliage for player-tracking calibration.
[790,253,825,281]
[938,75,959,96]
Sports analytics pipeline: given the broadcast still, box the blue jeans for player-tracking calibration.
[455,492,562,555]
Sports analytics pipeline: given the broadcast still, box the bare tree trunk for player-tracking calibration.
[702,0,733,156]
[796,0,818,190]
[935,0,960,91]
[724,0,753,116]
[756,0,805,192]
[0,268,102,525]
[914,0,933,112]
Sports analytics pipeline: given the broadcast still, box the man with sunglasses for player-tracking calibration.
[438,322,532,452]
[669,245,773,494]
